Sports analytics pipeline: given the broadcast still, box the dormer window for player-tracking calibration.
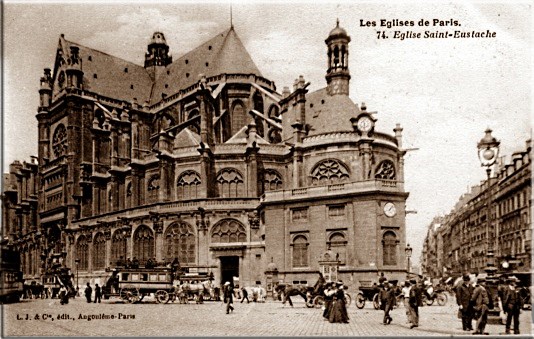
[186,73,190,78]
[185,59,189,64]
[88,56,92,61]
[130,84,134,89]
[208,45,212,50]
[93,73,98,79]
[205,62,209,67]
[124,67,128,73]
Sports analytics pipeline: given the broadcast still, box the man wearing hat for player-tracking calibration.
[471,277,490,335]
[408,278,421,328]
[502,276,522,334]
[456,274,474,331]
[223,281,234,314]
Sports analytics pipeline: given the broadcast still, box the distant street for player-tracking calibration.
[2,294,532,336]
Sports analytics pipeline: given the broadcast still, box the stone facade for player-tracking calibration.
[421,139,532,278]
[2,22,409,290]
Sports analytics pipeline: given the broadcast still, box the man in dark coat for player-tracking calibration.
[223,281,234,314]
[456,274,474,331]
[380,282,396,325]
[84,282,92,303]
[471,277,490,335]
[502,276,522,334]
[408,279,421,328]
[94,283,102,303]
[240,286,249,303]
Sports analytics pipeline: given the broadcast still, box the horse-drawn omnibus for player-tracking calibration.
[41,268,76,299]
[0,244,23,303]
[102,266,178,303]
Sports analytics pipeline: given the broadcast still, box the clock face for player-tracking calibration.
[384,202,397,217]
[357,116,373,132]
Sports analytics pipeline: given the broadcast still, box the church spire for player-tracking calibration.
[325,20,351,96]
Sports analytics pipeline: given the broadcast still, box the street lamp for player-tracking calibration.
[405,243,413,278]
[75,259,80,297]
[477,128,500,275]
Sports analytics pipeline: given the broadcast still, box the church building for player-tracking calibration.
[2,21,410,292]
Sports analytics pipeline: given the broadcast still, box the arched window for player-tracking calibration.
[147,174,160,204]
[216,168,244,198]
[133,225,154,264]
[111,230,127,266]
[177,170,201,200]
[92,233,106,270]
[231,100,245,136]
[375,160,396,180]
[292,235,308,268]
[210,219,247,243]
[253,92,264,137]
[263,169,283,192]
[187,109,200,134]
[268,105,279,119]
[341,45,347,68]
[76,235,89,270]
[125,182,132,209]
[164,222,195,264]
[52,124,67,158]
[333,46,340,67]
[382,231,398,266]
[328,233,347,265]
[310,159,350,186]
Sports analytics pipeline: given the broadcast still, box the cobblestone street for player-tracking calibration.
[2,295,532,337]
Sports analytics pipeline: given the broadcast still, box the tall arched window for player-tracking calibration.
[52,124,67,158]
[292,235,308,268]
[375,160,396,180]
[164,222,195,264]
[253,92,264,137]
[263,169,283,192]
[147,174,160,204]
[133,225,154,264]
[210,219,247,243]
[382,231,398,266]
[76,235,89,270]
[310,159,350,186]
[216,168,244,198]
[111,230,127,265]
[328,232,347,265]
[231,101,245,136]
[92,233,106,270]
[177,170,201,200]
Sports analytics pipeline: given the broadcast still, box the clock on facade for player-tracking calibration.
[357,115,373,133]
[384,202,397,217]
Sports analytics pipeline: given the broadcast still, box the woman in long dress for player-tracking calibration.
[323,282,335,319]
[329,281,349,323]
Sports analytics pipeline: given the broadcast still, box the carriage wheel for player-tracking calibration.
[155,290,169,304]
[436,292,447,306]
[120,285,140,304]
[372,293,380,310]
[356,293,366,309]
[305,292,315,308]
[313,295,325,308]
[344,293,351,307]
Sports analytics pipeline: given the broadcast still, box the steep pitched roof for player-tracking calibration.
[150,27,262,104]
[305,88,360,136]
[224,125,270,145]
[58,37,153,103]
[173,128,201,148]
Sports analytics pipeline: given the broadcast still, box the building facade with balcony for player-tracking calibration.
[421,140,531,279]
[2,21,409,290]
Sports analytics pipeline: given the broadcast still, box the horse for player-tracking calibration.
[274,284,309,307]
[179,280,212,303]
[244,286,266,302]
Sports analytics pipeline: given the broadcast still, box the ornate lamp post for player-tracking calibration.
[405,243,413,279]
[75,259,80,296]
[477,128,500,275]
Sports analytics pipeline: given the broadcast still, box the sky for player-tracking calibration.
[2,1,532,266]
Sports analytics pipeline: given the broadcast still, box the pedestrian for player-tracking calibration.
[241,286,250,303]
[378,272,388,286]
[84,282,92,303]
[456,274,474,331]
[408,279,421,328]
[94,283,102,303]
[59,285,68,305]
[323,282,335,320]
[402,281,412,325]
[132,257,139,268]
[502,276,522,334]
[380,282,396,325]
[125,257,132,268]
[224,281,234,314]
[328,281,349,323]
[471,277,490,335]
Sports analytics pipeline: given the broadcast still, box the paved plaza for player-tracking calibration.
[2,295,532,337]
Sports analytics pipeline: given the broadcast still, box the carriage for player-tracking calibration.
[355,281,383,310]
[102,266,178,303]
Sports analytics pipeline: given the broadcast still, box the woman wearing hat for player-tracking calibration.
[322,282,335,320]
[328,281,349,323]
